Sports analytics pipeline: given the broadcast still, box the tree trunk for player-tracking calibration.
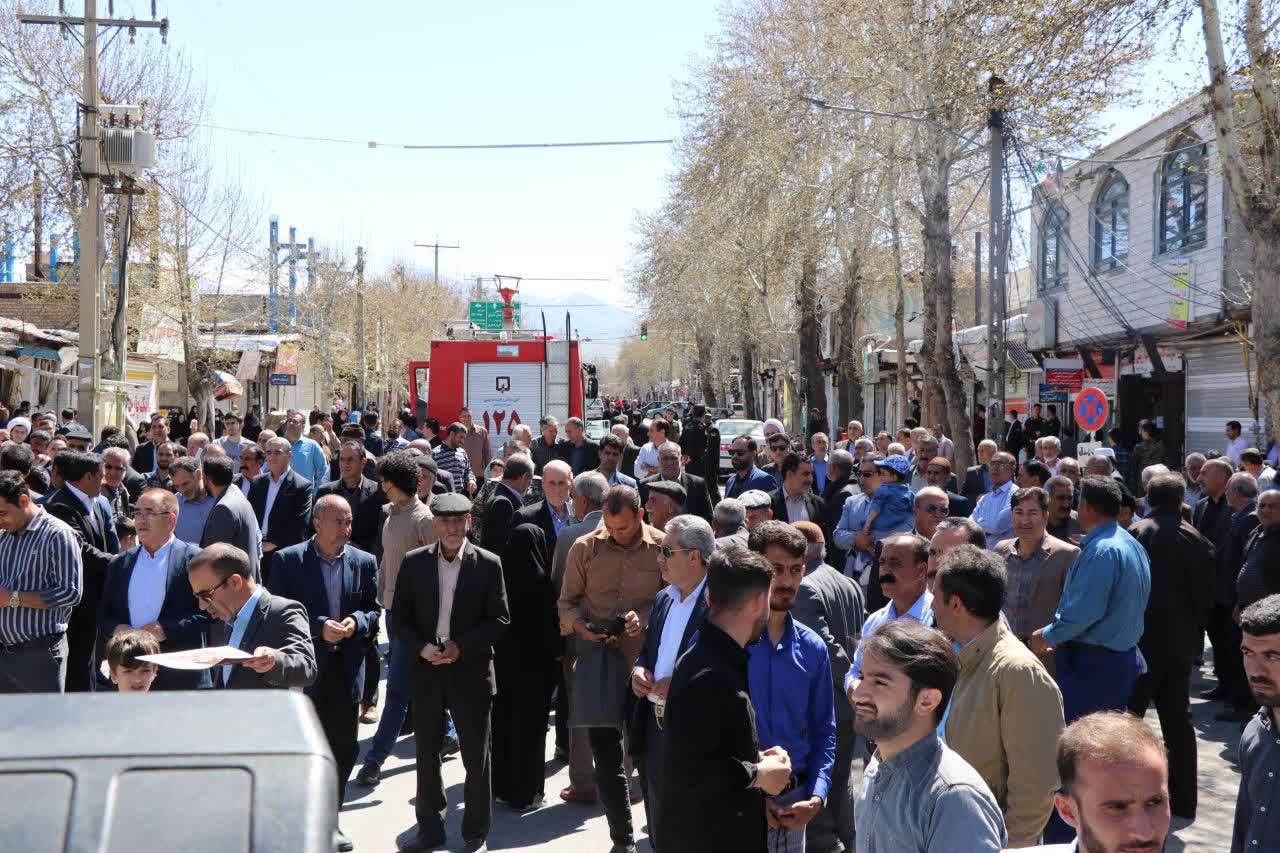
[890,198,910,432]
[836,247,864,426]
[918,226,947,429]
[696,331,718,406]
[1252,236,1280,441]
[797,255,827,433]
[741,301,759,419]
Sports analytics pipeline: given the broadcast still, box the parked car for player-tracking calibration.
[714,418,765,475]
[585,419,610,441]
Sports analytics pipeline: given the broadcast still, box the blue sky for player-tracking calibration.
[158,0,723,357]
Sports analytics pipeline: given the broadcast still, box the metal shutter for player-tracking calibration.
[1185,342,1260,455]
[465,362,545,459]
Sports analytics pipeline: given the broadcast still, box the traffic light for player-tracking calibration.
[640,322,649,341]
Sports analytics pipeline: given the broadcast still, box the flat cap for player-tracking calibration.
[738,489,772,509]
[647,480,687,505]
[65,425,93,442]
[430,492,472,516]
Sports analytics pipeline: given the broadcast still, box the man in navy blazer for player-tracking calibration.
[724,434,778,499]
[199,454,261,576]
[627,514,712,847]
[248,437,313,585]
[269,494,380,850]
[98,488,210,691]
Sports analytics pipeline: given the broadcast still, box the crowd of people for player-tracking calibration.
[0,396,1278,853]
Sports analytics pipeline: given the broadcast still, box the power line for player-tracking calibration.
[202,124,675,150]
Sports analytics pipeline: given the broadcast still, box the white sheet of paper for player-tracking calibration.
[137,646,255,671]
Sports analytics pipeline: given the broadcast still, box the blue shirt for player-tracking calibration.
[549,503,573,538]
[290,437,328,490]
[832,493,872,571]
[868,482,915,538]
[812,458,829,491]
[747,614,836,801]
[845,590,934,691]
[972,480,1014,548]
[1042,521,1150,651]
[174,494,215,544]
[724,466,778,499]
[224,587,264,685]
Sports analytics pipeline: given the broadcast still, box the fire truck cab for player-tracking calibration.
[408,329,596,459]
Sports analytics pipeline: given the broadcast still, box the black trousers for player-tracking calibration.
[1128,654,1197,819]
[588,725,634,847]
[492,653,556,806]
[1208,604,1250,706]
[807,721,857,852]
[63,618,93,693]
[411,663,493,842]
[311,661,360,809]
[636,705,665,849]
[554,664,570,754]
[362,635,380,707]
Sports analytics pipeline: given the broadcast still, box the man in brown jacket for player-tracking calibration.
[995,486,1077,676]
[558,484,664,853]
[933,543,1065,848]
[460,407,491,480]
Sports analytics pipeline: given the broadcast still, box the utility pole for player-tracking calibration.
[20,2,169,437]
[986,76,1008,443]
[355,246,366,408]
[413,235,460,284]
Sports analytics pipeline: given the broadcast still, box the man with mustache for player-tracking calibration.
[1234,594,1280,852]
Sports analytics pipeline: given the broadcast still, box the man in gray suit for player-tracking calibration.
[550,470,608,802]
[200,454,262,577]
[712,497,749,550]
[187,542,316,691]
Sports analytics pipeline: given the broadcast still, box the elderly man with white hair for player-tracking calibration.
[712,497,749,549]
[1183,452,1207,507]
[962,438,999,508]
[1036,435,1062,473]
[837,420,864,451]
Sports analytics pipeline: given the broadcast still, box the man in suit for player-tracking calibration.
[270,495,380,853]
[131,414,168,474]
[478,454,532,555]
[235,443,264,496]
[628,514,711,848]
[821,450,858,571]
[45,450,119,692]
[396,493,510,853]
[317,440,386,555]
[531,416,564,475]
[769,452,827,535]
[1003,409,1025,459]
[98,488,210,691]
[248,436,313,585]
[597,433,638,488]
[713,498,750,551]
[724,435,778,499]
[559,417,601,476]
[518,459,574,549]
[99,446,134,518]
[962,438,998,509]
[200,453,262,577]
[1196,457,1246,714]
[639,440,715,522]
[923,456,972,517]
[187,542,316,691]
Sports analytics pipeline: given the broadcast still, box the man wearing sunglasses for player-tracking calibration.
[100,447,134,518]
[98,489,209,690]
[724,435,777,500]
[923,456,970,518]
[188,541,316,692]
[912,487,951,541]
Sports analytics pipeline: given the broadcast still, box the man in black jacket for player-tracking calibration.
[559,417,601,475]
[638,441,715,523]
[962,439,998,509]
[517,459,574,550]
[1196,457,1248,715]
[530,416,564,475]
[478,455,533,555]
[1128,473,1215,819]
[768,452,827,538]
[678,405,708,474]
[821,450,858,571]
[658,544,793,853]
[316,440,386,555]
[248,437,314,586]
[397,493,510,853]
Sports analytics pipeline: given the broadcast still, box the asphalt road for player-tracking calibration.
[341,636,1245,852]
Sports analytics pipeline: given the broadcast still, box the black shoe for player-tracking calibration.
[356,762,381,786]
[463,839,488,853]
[608,845,638,853]
[1199,685,1228,701]
[402,827,446,852]
[334,827,354,852]
[400,717,414,736]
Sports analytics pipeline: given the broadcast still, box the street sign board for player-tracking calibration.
[468,300,522,330]
[1074,387,1109,433]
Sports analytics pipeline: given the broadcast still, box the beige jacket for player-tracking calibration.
[944,618,1064,848]
[379,496,437,608]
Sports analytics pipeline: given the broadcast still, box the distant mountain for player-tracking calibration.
[515,289,637,360]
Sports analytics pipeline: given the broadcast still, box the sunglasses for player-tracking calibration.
[661,546,694,559]
[192,575,231,602]
[919,505,948,516]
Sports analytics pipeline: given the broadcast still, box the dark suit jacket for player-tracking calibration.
[944,489,972,518]
[496,523,562,665]
[131,441,157,474]
[479,483,522,554]
[1004,420,1024,457]
[269,540,381,704]
[639,472,715,523]
[46,488,118,677]
[316,476,386,555]
[1130,511,1215,660]
[962,464,990,509]
[768,487,828,538]
[627,583,708,756]
[530,436,564,475]
[122,467,147,504]
[621,442,641,484]
[822,477,858,570]
[517,500,567,554]
[202,484,262,576]
[248,468,314,559]
[558,438,601,475]
[392,540,510,695]
[97,539,211,690]
[216,589,318,690]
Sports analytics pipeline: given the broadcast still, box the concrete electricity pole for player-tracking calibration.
[355,246,366,408]
[413,235,459,284]
[20,2,169,436]
[986,75,1008,443]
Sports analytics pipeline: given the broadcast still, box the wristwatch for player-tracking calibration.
[7,590,18,609]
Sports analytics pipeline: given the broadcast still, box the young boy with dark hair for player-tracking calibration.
[106,629,161,693]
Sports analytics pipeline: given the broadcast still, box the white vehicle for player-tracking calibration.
[585,419,610,441]
[714,418,765,475]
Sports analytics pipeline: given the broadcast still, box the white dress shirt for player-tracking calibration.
[650,575,708,702]
[261,471,286,538]
[128,536,174,627]
[435,546,464,641]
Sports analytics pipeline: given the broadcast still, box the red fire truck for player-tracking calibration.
[408,330,596,459]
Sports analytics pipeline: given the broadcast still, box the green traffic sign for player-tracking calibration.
[468,300,521,330]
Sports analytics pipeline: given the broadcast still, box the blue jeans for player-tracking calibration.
[364,613,458,768]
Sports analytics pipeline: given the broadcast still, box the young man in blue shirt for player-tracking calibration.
[747,521,836,852]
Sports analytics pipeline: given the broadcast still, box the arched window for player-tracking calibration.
[1093,172,1129,270]
[1159,132,1207,253]
[1040,206,1068,289]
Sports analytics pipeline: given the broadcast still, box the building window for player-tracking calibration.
[1093,172,1129,270]
[1040,206,1068,290]
[1159,132,1207,253]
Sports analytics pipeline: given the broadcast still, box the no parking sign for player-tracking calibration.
[1074,387,1109,434]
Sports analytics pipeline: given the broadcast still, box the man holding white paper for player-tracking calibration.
[187,542,316,691]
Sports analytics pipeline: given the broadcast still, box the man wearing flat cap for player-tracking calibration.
[638,440,715,522]
[739,489,775,531]
[644,479,686,531]
[396,491,511,853]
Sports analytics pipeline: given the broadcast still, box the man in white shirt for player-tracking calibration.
[633,418,671,480]
[972,452,1017,548]
[629,515,712,845]
[1225,420,1250,466]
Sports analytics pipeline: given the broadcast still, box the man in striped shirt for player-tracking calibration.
[432,422,476,495]
[0,470,83,693]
